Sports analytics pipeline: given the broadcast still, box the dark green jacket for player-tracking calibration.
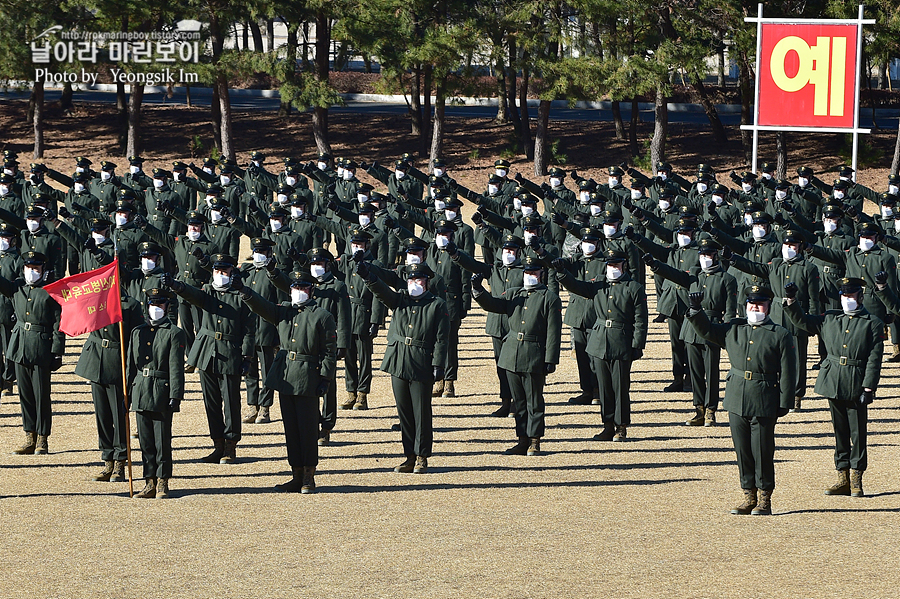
[54,219,117,273]
[634,233,700,317]
[554,251,607,329]
[238,262,285,348]
[268,269,351,352]
[176,282,257,374]
[0,249,24,323]
[333,251,387,335]
[809,243,898,322]
[0,275,65,365]
[451,249,522,338]
[126,317,186,413]
[75,295,144,384]
[142,222,215,288]
[652,262,737,345]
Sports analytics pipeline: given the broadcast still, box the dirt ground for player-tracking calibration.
[1,98,900,599]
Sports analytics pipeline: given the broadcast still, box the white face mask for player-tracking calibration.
[658,172,668,181]
[550,177,561,188]
[0,238,9,251]
[743,213,754,226]
[252,252,270,267]
[840,176,850,181]
[115,213,128,226]
[502,250,517,265]
[658,199,671,211]
[889,185,899,195]
[153,179,165,189]
[430,187,440,198]
[579,191,590,204]
[220,175,231,186]
[0,185,9,196]
[434,199,446,211]
[521,205,534,217]
[407,279,425,297]
[75,166,85,174]
[606,265,623,280]
[752,225,767,240]
[252,160,261,168]
[698,254,715,269]
[337,167,345,178]
[173,172,183,181]
[209,210,223,223]
[775,190,787,200]
[435,234,450,248]
[590,205,603,217]
[823,219,838,233]
[187,229,202,242]
[882,206,894,218]
[148,305,166,321]
[26,219,41,232]
[310,264,327,278]
[270,219,283,232]
[608,177,618,187]
[23,267,42,285]
[798,177,809,187]
[581,241,596,255]
[444,209,457,221]
[603,224,618,237]
[74,183,85,193]
[841,295,859,313]
[130,165,141,174]
[433,168,445,177]
[358,214,371,227]
[859,237,875,251]
[141,257,156,273]
[213,272,231,287]
[205,195,215,207]
[351,244,366,256]
[203,167,213,175]
[523,272,540,287]
[630,189,642,200]
[290,206,304,219]
[523,231,536,246]
[746,308,767,323]
[405,253,422,265]
[833,190,845,200]
[761,172,772,180]
[317,162,327,171]
[712,194,724,206]
[91,231,106,245]
[28,174,40,185]
[495,169,507,178]
[782,245,798,260]
[676,233,692,247]
[342,170,354,181]
[100,171,111,182]
[512,198,522,211]
[488,184,499,196]
[894,219,900,233]
[395,170,406,180]
[291,288,309,305]
[285,176,297,187]
[696,182,708,193]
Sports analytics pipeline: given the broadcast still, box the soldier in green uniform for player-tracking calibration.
[2,204,65,282]
[785,277,883,498]
[161,254,256,464]
[472,257,562,456]
[120,241,178,320]
[0,251,64,455]
[686,286,798,516]
[126,287,186,499]
[358,261,449,473]
[0,173,25,220]
[556,249,648,441]
[239,269,337,493]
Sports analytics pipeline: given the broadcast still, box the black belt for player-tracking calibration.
[349,297,368,306]
[97,338,120,349]
[826,355,863,367]
[17,322,49,333]
[140,368,167,379]
[285,351,318,363]
[514,332,541,342]
[729,367,778,383]
[199,328,240,342]
[388,335,429,349]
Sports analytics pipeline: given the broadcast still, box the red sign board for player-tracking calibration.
[758,23,858,129]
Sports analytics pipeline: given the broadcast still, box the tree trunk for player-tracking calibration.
[216,77,234,161]
[628,98,639,157]
[429,76,446,166]
[495,52,508,124]
[60,82,74,112]
[266,19,275,53]
[32,81,44,159]
[717,43,726,86]
[301,22,311,70]
[126,84,144,157]
[533,100,551,176]
[891,123,900,176]
[279,25,298,117]
[116,82,128,151]
[410,65,422,137]
[612,101,625,140]
[775,131,787,179]
[739,54,753,165]
[692,77,728,143]
[249,19,264,52]
[242,22,249,51]
[312,11,332,155]
[211,84,222,152]
[422,64,433,157]
[506,35,522,135]
[519,60,533,160]
[649,85,667,170]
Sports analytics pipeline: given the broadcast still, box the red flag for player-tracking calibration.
[44,260,123,336]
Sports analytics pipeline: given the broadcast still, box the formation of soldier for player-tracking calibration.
[0,146,896,512]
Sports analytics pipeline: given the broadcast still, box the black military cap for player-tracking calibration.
[577,179,595,191]
[433,158,448,168]
[518,193,537,205]
[0,173,14,185]
[358,202,376,214]
[580,227,602,241]
[288,193,308,205]
[513,185,528,195]
[307,247,334,263]
[607,165,625,177]
[349,227,373,242]
[797,166,814,177]
[146,287,175,302]
[219,164,234,174]
[3,150,18,161]
[857,222,880,237]
[838,165,854,178]
[152,168,170,179]
[548,166,565,177]
[2,159,18,169]
[656,161,672,172]
[603,248,628,263]
[432,187,451,200]
[502,234,524,249]
[521,256,544,271]
[208,198,227,211]
[711,183,729,195]
[743,201,763,214]
[202,157,218,168]
[399,152,413,164]
[839,277,865,294]
[697,238,721,253]
[744,285,774,302]
[211,254,237,269]
[521,215,543,230]
[205,183,224,195]
[128,155,144,165]
[285,164,303,176]
[775,178,790,190]
[250,150,265,160]
[488,174,504,185]
[275,183,293,195]
[880,193,898,206]
[696,172,714,183]
[588,192,605,205]
[282,157,300,168]
[369,191,387,205]
[630,178,645,189]
[602,209,623,223]
[0,223,20,237]
[289,269,317,287]
[186,210,206,225]
[658,188,676,199]
[357,182,374,194]
[317,152,331,162]
[343,160,358,170]
[832,178,850,190]
[760,162,775,173]
[434,219,457,233]
[25,204,45,218]
[75,156,93,167]
[268,206,289,219]
[30,163,48,174]
[888,174,900,185]
[118,188,137,202]
[572,213,590,226]
[822,204,843,218]
[675,218,696,232]
[406,263,434,279]
[138,241,163,256]
[172,161,188,170]
[89,217,112,230]
[335,157,346,166]
[30,192,50,205]
[393,159,408,169]
[782,229,803,244]
[751,211,772,225]
[403,237,428,252]
[678,205,699,219]
[494,159,511,169]
[250,237,274,251]
[72,171,89,183]
[22,251,46,266]
[100,160,117,171]
[697,163,714,174]
[444,196,463,208]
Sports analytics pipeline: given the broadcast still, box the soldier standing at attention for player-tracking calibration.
[126,288,186,499]
[686,286,798,516]
[0,252,64,455]
[472,257,562,457]
[358,261,449,474]
[0,224,23,396]
[785,277,883,498]
[238,268,337,493]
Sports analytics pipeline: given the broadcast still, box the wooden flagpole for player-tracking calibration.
[119,321,133,498]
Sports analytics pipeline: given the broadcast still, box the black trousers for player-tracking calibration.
[828,399,868,471]
[444,318,461,381]
[91,381,128,461]
[136,409,173,479]
[280,393,319,468]
[686,342,721,410]
[593,357,632,426]
[245,345,277,408]
[729,412,777,491]
[392,376,433,457]
[571,326,596,395]
[667,315,687,381]
[15,362,52,436]
[505,370,546,439]
[345,334,373,394]
[179,302,202,353]
[0,322,15,384]
[491,336,512,401]
[199,370,242,442]
[319,378,338,431]
[794,334,808,398]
